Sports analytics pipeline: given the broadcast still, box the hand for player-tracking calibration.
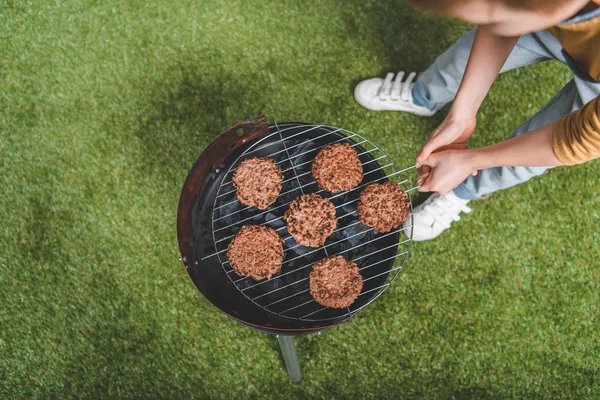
[417,150,478,195]
[415,113,476,187]
[416,113,476,164]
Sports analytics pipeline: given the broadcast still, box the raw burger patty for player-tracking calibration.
[284,193,337,248]
[232,157,283,210]
[312,142,363,193]
[226,225,284,280]
[357,181,411,233]
[309,256,363,309]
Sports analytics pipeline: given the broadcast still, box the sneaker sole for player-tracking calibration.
[353,84,436,116]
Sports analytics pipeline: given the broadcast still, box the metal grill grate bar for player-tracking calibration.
[216,137,366,199]
[279,147,384,175]
[212,219,365,263]
[214,207,360,248]
[258,249,409,306]
[209,179,415,254]
[297,283,392,319]
[263,288,310,308]
[217,139,365,202]
[239,124,324,156]
[212,169,408,234]
[238,228,410,289]
[212,155,389,221]
[223,199,409,270]
[361,263,404,284]
[214,147,385,212]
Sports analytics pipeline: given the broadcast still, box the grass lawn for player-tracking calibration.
[2,0,600,398]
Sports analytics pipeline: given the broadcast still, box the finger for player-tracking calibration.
[416,141,436,163]
[416,132,439,163]
[418,166,431,177]
[418,183,432,192]
[418,154,437,169]
[418,176,433,192]
[417,171,430,184]
[416,124,458,163]
[471,170,478,176]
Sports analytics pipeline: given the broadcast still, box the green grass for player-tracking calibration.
[2,0,599,398]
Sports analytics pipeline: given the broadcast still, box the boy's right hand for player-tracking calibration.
[416,113,476,163]
[415,113,476,185]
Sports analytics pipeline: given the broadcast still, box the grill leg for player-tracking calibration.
[277,335,302,383]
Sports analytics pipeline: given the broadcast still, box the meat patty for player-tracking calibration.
[226,225,284,280]
[232,157,283,210]
[312,142,363,193]
[309,256,363,309]
[357,181,411,233]
[284,193,337,248]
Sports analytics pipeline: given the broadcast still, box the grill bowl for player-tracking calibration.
[177,118,413,334]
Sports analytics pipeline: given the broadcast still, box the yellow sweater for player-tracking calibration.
[547,10,600,165]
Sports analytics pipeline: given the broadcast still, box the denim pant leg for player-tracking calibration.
[453,81,580,200]
[412,29,565,111]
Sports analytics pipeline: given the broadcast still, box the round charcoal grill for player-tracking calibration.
[177,116,417,337]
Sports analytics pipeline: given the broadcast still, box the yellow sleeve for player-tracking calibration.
[553,95,600,165]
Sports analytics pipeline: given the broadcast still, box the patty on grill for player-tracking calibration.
[226,225,284,280]
[232,157,283,210]
[309,256,363,309]
[312,142,363,193]
[357,181,411,233]
[284,193,337,248]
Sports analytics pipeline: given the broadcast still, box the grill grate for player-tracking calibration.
[207,123,418,323]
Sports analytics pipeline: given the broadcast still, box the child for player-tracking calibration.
[354,0,600,241]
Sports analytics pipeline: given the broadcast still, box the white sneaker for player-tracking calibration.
[404,191,472,241]
[354,72,436,116]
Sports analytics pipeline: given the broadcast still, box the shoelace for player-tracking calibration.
[422,195,472,230]
[378,71,417,102]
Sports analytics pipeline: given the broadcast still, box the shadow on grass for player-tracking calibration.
[22,189,75,267]
[339,0,463,88]
[134,63,267,186]
[59,271,206,397]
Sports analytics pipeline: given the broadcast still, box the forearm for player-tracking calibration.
[469,121,563,169]
[451,27,520,118]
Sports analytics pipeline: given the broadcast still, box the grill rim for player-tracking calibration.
[211,121,414,323]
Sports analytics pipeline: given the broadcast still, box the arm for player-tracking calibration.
[450,27,520,120]
[471,123,562,169]
[418,94,600,194]
[418,121,563,194]
[417,27,520,162]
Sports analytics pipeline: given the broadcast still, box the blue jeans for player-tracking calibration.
[412,25,600,200]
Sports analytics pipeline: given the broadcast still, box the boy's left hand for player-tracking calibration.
[417,150,478,194]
